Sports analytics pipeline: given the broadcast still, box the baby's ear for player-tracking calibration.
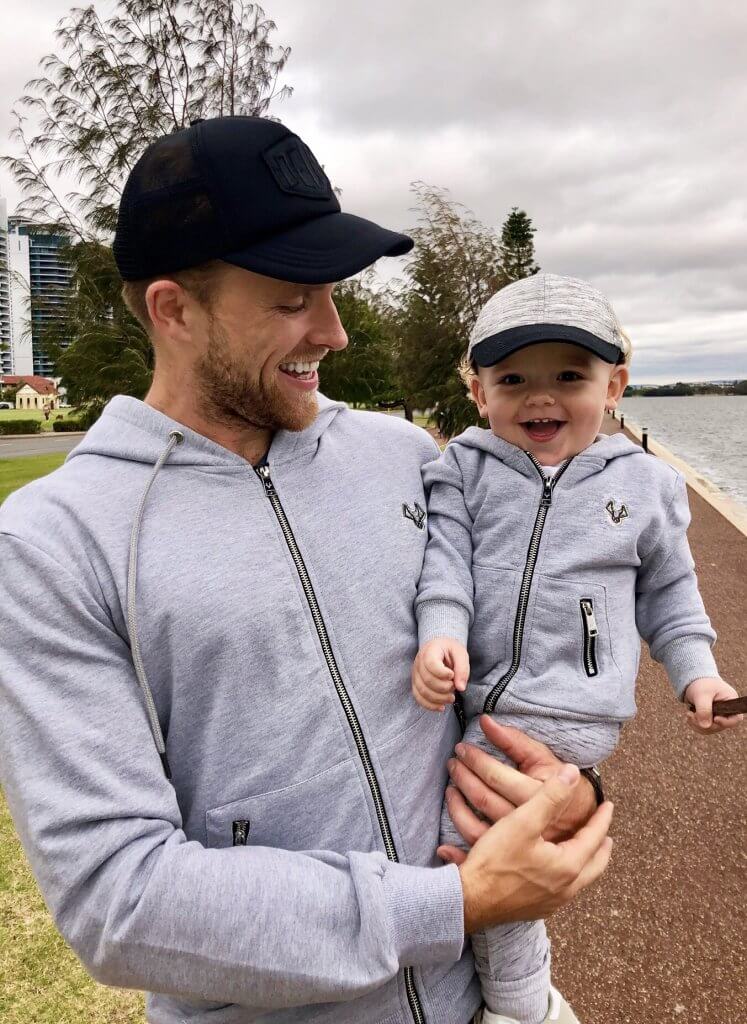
[469,375,488,417]
[606,364,629,409]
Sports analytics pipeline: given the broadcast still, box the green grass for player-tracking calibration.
[0,408,80,432]
[0,455,146,1022]
[0,455,68,505]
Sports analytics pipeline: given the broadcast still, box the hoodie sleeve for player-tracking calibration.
[415,447,475,646]
[0,532,464,1010]
[635,473,718,697]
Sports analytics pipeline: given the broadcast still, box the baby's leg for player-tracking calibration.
[443,714,620,1024]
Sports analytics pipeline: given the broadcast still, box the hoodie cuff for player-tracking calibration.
[658,635,719,698]
[382,861,464,967]
[416,600,470,647]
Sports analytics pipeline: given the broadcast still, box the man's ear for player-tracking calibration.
[606,364,629,411]
[470,375,489,418]
[146,280,192,341]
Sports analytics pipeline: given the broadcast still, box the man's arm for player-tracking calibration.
[0,533,464,1010]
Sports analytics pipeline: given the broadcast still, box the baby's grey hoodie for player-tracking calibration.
[0,396,479,1024]
[416,428,717,723]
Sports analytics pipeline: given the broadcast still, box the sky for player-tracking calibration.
[1,0,746,384]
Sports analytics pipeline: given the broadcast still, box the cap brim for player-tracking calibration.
[472,324,622,367]
[222,211,413,284]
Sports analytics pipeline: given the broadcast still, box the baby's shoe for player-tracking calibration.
[477,985,581,1024]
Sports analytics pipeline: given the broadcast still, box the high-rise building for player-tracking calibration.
[0,198,13,375]
[8,216,73,378]
[0,197,73,377]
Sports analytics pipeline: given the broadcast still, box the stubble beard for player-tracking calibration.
[194,317,319,433]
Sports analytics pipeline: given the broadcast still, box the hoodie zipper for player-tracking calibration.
[255,464,426,1024]
[580,599,599,676]
[483,454,573,714]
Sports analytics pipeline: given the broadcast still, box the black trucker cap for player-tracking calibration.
[113,116,413,283]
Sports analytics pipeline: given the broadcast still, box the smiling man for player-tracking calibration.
[0,117,610,1024]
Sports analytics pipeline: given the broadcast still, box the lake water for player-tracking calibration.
[619,395,747,507]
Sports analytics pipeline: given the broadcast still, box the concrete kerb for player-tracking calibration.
[0,431,87,439]
[622,417,747,538]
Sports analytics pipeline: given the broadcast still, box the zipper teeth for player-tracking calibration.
[483,455,573,714]
[581,602,598,676]
[256,467,425,1024]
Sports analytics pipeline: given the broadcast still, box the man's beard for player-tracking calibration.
[194,318,319,433]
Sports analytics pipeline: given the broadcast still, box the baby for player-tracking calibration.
[413,274,742,1024]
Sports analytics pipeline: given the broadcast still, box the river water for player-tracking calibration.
[619,395,747,507]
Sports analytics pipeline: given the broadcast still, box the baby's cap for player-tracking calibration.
[469,273,626,367]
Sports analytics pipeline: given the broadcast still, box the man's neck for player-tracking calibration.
[144,388,271,466]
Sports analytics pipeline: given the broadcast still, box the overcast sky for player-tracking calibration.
[2,0,746,383]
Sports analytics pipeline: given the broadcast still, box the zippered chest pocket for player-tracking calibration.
[520,577,623,718]
[580,598,599,677]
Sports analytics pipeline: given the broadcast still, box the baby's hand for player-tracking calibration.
[412,637,470,712]
[684,677,744,734]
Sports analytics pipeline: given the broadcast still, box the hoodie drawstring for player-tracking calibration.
[127,429,184,779]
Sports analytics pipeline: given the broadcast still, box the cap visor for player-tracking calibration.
[222,211,413,284]
[472,324,622,367]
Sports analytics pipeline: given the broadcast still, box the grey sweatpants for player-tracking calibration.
[442,712,621,1024]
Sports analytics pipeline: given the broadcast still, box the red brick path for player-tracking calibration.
[548,416,747,1023]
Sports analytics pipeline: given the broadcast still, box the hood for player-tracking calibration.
[449,426,642,480]
[66,393,347,469]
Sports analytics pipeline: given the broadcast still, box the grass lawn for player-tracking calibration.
[0,455,146,1023]
[0,408,80,433]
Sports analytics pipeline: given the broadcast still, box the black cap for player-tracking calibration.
[113,116,413,283]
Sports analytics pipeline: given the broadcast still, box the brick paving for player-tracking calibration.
[548,417,747,1023]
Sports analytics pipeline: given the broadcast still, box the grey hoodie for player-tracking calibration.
[0,396,480,1024]
[415,428,718,723]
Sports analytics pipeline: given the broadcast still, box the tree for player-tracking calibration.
[3,1,291,237]
[396,184,510,437]
[2,1,291,410]
[320,278,402,410]
[500,206,539,281]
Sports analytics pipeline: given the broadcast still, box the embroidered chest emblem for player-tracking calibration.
[402,501,426,530]
[605,499,629,524]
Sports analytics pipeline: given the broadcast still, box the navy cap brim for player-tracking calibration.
[222,211,413,284]
[472,323,623,367]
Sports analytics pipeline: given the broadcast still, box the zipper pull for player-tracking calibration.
[581,599,599,635]
[232,819,250,846]
[256,464,275,496]
[541,477,553,505]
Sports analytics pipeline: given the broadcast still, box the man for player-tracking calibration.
[0,117,611,1024]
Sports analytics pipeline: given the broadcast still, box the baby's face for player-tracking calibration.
[471,342,628,465]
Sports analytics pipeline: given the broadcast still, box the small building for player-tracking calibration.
[1,375,60,411]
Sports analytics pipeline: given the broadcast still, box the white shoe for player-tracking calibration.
[477,986,581,1024]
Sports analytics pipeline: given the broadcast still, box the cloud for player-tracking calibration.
[1,0,745,382]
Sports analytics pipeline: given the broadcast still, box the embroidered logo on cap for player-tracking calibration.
[263,137,333,199]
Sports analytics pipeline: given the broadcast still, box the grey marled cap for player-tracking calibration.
[468,273,626,367]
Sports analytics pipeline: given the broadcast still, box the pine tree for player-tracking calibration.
[499,207,539,280]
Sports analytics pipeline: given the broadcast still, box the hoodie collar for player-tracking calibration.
[450,426,640,482]
[66,393,347,469]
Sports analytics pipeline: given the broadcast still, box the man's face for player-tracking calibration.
[191,265,348,433]
[470,341,628,464]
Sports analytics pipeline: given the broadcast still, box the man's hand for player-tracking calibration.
[438,716,598,856]
[458,764,614,933]
[685,677,744,734]
[412,637,470,712]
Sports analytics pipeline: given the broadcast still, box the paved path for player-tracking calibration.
[549,416,746,1023]
[0,433,85,459]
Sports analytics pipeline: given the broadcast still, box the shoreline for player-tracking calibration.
[615,415,747,537]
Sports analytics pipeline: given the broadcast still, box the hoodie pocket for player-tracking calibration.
[520,576,622,718]
[468,564,519,684]
[205,756,375,854]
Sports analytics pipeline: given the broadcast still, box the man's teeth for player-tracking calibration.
[279,361,320,373]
